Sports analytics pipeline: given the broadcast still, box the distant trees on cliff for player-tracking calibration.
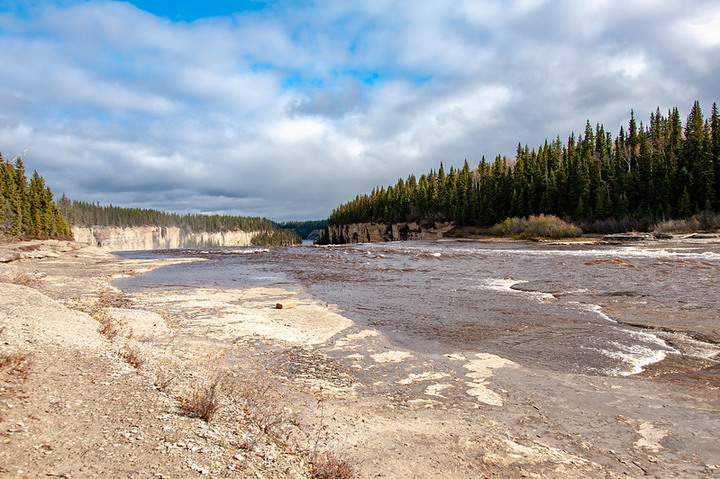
[58,199,300,245]
[279,220,328,239]
[0,154,71,238]
[329,101,720,232]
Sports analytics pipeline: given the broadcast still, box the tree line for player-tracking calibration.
[0,154,71,238]
[58,198,300,245]
[279,220,328,239]
[329,101,720,231]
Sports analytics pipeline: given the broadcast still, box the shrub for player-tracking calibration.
[696,211,720,231]
[653,211,720,233]
[489,215,582,239]
[180,379,220,422]
[653,218,698,234]
[310,452,354,479]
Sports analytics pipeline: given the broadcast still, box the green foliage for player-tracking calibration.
[251,229,302,246]
[329,101,720,233]
[487,215,583,239]
[0,153,71,238]
[314,228,330,245]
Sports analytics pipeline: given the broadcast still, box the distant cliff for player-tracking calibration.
[72,226,260,251]
[328,221,454,244]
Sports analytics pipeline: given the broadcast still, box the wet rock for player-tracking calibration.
[602,233,658,243]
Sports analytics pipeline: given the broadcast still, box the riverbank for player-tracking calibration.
[1,240,719,477]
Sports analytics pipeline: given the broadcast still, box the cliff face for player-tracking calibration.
[72,226,259,251]
[328,221,454,244]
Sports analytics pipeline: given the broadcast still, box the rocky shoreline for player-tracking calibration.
[1,240,719,477]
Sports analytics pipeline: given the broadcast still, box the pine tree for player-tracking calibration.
[710,102,720,210]
[683,101,713,211]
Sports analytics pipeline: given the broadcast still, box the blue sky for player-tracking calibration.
[1,0,719,221]
[129,1,271,21]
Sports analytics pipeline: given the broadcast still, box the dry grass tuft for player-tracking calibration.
[153,370,175,392]
[97,313,119,339]
[122,344,144,369]
[75,291,131,340]
[236,380,288,434]
[97,291,133,308]
[0,351,30,422]
[310,451,354,479]
[12,270,35,287]
[0,352,28,374]
[180,379,220,422]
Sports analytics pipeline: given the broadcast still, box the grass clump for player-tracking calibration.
[489,214,582,239]
[0,351,30,422]
[310,451,354,479]
[0,352,28,374]
[180,379,220,422]
[122,344,144,369]
[97,314,119,339]
[12,270,35,287]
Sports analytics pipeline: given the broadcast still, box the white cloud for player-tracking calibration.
[0,0,718,220]
[682,12,720,49]
[267,117,329,144]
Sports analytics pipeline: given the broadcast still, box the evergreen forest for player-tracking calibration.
[329,101,720,231]
[279,220,329,239]
[0,153,71,238]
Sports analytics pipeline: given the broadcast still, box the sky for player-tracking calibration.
[0,1,719,221]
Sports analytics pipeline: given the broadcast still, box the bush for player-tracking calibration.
[653,211,720,233]
[180,379,220,422]
[310,452,354,479]
[489,215,582,239]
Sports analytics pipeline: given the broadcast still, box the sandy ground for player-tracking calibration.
[1,239,719,478]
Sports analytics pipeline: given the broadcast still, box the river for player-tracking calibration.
[114,239,720,384]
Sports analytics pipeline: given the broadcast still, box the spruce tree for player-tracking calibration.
[710,102,720,210]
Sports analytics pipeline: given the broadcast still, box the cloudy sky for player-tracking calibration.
[1,0,719,221]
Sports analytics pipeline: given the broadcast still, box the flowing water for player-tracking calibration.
[115,240,720,381]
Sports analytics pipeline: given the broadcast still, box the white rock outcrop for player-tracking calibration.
[72,226,259,251]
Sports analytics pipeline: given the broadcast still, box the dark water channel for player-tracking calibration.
[115,240,720,380]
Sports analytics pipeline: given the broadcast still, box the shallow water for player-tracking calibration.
[115,240,720,380]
